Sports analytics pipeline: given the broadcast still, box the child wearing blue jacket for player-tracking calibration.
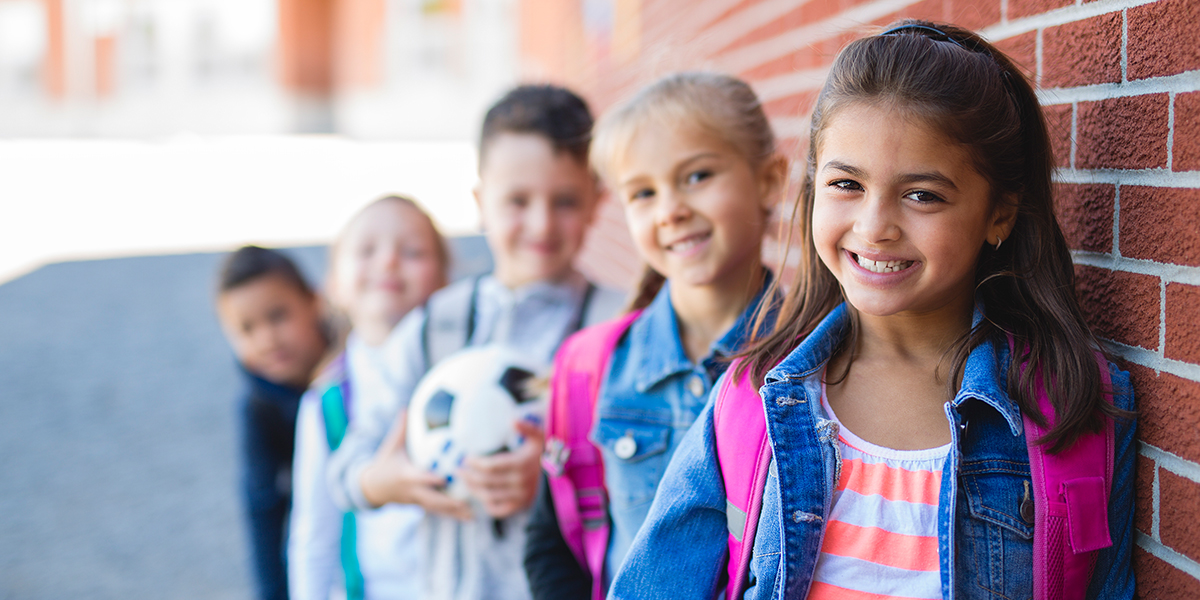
[524,72,787,599]
[610,22,1136,600]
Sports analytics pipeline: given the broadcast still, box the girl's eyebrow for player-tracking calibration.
[618,152,722,188]
[822,160,959,191]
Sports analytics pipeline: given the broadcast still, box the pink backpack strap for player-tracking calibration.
[1022,350,1116,600]
[714,358,772,600]
[543,309,642,600]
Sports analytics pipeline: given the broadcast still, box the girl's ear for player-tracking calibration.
[757,153,789,212]
[988,193,1020,246]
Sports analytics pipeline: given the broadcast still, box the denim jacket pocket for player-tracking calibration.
[958,458,1035,599]
[593,419,671,508]
[960,458,1034,538]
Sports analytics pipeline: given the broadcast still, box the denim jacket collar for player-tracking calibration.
[630,270,774,393]
[765,301,1023,437]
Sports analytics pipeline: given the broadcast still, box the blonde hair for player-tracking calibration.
[591,72,776,182]
[591,72,777,310]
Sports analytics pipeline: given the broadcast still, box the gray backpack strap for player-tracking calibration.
[581,285,628,328]
[421,276,481,367]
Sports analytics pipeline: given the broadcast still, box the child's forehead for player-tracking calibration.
[477,132,593,192]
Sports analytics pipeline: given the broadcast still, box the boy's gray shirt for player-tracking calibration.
[325,271,624,600]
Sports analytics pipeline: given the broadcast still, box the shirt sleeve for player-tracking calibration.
[1086,363,1137,600]
[288,391,341,600]
[325,308,428,511]
[607,397,730,599]
[524,471,592,600]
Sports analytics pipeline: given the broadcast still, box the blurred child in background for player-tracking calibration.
[216,245,330,600]
[289,195,450,600]
[524,72,785,599]
[325,85,625,600]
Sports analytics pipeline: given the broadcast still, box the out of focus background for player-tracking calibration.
[3,0,1199,597]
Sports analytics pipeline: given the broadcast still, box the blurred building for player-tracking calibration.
[0,0,519,138]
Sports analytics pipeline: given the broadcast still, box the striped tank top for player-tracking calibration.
[809,385,950,600]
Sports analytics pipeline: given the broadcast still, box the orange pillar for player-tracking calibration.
[42,0,66,98]
[333,0,387,90]
[277,0,335,95]
[94,35,117,97]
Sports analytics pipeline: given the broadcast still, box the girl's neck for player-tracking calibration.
[670,263,763,363]
[850,294,975,374]
[354,320,396,348]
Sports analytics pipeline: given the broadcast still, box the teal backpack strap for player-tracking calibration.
[320,371,365,600]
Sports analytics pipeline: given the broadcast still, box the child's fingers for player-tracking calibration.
[412,485,472,520]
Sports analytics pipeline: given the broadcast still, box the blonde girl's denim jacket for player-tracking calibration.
[592,273,774,584]
[609,303,1137,600]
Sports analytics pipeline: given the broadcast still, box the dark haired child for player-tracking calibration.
[612,21,1135,600]
[216,245,329,600]
[325,85,625,600]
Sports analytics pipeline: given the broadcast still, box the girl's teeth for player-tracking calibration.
[855,254,913,273]
[669,237,703,252]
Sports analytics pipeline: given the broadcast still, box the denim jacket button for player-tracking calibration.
[614,433,638,460]
[688,374,705,398]
[1020,481,1035,524]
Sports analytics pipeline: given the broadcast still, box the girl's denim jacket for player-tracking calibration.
[609,303,1136,600]
[592,274,774,583]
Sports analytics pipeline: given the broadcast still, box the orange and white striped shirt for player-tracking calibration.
[809,386,949,600]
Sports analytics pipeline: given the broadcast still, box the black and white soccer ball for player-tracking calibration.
[406,344,546,498]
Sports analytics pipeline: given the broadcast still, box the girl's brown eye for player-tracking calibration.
[904,190,944,204]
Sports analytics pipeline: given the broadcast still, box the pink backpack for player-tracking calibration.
[714,354,1115,600]
[542,310,643,600]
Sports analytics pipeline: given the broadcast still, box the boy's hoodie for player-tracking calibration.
[327,271,623,600]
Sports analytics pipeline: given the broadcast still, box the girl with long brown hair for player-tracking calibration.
[609,21,1135,599]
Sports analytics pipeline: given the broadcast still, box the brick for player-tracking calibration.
[718,4,806,55]
[762,92,817,122]
[1076,95,1170,170]
[995,31,1037,81]
[1054,183,1113,253]
[1043,103,1073,169]
[1135,454,1156,536]
[1119,187,1200,266]
[741,51,821,81]
[1128,0,1200,81]
[1075,266,1159,349]
[944,0,1001,31]
[1134,546,1200,599]
[1128,364,1200,464]
[1174,92,1200,172]
[1166,283,1200,364]
[1158,469,1200,563]
[1042,13,1122,88]
[1008,0,1070,21]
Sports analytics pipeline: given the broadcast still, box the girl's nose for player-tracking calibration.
[852,194,900,243]
[655,190,692,226]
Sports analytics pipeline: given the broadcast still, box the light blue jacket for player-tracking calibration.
[593,275,773,584]
[610,303,1136,599]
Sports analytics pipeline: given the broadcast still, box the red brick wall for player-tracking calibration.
[519,0,1200,594]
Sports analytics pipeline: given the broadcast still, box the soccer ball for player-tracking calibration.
[406,344,546,498]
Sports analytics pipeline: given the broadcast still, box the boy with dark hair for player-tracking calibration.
[216,245,329,600]
[326,85,625,600]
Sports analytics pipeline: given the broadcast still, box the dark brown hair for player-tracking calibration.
[740,20,1128,453]
[591,72,777,311]
[479,84,594,168]
[218,245,313,297]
